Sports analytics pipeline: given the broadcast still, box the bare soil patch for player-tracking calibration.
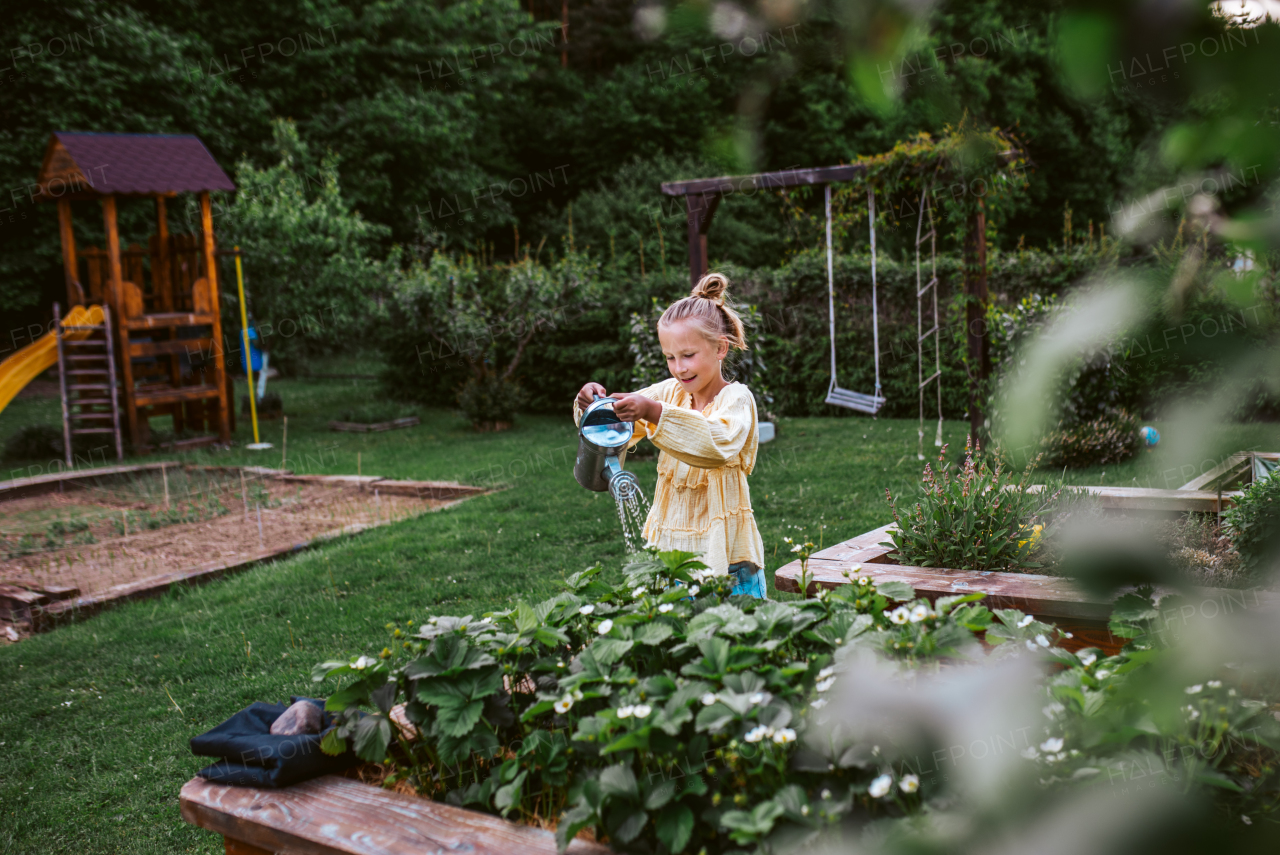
[1,468,454,606]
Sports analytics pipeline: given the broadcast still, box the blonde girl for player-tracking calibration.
[574,272,766,597]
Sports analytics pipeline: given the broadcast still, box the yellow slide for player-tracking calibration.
[0,304,105,415]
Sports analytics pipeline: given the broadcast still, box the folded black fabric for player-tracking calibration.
[190,696,359,788]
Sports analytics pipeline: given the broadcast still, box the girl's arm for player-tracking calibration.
[648,390,754,468]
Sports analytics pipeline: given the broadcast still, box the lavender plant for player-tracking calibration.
[884,439,1051,572]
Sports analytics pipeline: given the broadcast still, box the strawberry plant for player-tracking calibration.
[312,549,995,853]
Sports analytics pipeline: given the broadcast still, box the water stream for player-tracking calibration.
[611,481,651,552]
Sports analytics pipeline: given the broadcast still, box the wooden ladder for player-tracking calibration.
[55,303,124,466]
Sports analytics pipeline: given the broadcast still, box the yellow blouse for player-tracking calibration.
[573,379,764,576]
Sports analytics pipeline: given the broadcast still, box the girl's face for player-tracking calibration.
[658,320,729,400]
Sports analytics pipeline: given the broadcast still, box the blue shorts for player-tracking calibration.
[729,562,767,599]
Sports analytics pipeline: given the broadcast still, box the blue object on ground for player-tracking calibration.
[189,696,359,788]
[1139,426,1160,448]
[240,325,264,374]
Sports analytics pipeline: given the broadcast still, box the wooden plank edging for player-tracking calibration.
[179,775,613,855]
[328,416,421,433]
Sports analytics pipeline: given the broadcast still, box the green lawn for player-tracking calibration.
[1,374,1277,854]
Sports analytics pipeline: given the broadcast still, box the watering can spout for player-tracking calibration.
[574,396,635,493]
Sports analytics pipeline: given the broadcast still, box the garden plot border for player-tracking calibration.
[328,416,422,433]
[0,463,488,638]
[775,485,1267,656]
[180,774,612,855]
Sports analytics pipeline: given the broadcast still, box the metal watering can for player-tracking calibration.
[574,396,640,501]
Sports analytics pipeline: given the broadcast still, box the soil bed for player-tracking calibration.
[0,465,479,636]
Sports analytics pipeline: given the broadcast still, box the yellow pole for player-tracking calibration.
[234,247,263,446]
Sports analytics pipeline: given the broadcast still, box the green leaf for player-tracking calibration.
[534,626,570,648]
[311,661,350,682]
[634,622,675,646]
[319,727,347,756]
[555,804,597,853]
[702,604,759,635]
[591,638,635,667]
[876,581,915,602]
[612,808,648,843]
[370,680,397,715]
[352,714,391,762]
[644,778,677,810]
[599,763,639,801]
[494,769,528,815]
[602,730,649,755]
[656,803,694,852]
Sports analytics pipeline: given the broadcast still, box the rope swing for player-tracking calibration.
[825,184,885,415]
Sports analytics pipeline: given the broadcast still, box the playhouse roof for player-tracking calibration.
[35,132,235,200]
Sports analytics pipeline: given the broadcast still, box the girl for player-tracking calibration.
[574,273,766,597]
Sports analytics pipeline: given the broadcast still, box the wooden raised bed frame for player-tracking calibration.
[180,774,611,855]
[328,416,421,434]
[775,484,1266,656]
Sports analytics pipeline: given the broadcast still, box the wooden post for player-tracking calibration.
[560,0,568,68]
[57,200,80,307]
[155,196,172,312]
[200,192,231,443]
[54,303,72,469]
[685,193,720,287]
[963,202,989,446]
[103,194,138,445]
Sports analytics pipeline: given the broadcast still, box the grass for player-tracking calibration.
[0,371,1277,854]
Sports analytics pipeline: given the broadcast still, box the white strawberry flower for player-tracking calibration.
[554,696,573,714]
[617,705,635,719]
[817,666,835,680]
[1017,614,1034,628]
[596,619,614,635]
[1208,680,1222,688]
[689,585,700,596]
[815,677,836,692]
[869,774,893,798]
[700,692,717,706]
[744,726,768,743]
[633,704,652,719]
[1079,652,1097,667]
[899,774,919,793]
[633,585,646,598]
[1035,634,1050,648]
[658,603,674,613]
[810,698,828,710]
[889,607,909,625]
[1040,737,1064,753]
[909,604,929,623]
[579,604,595,615]
[772,728,797,744]
[1185,684,1203,694]
[352,655,378,670]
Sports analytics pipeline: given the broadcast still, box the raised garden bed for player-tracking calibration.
[328,416,421,434]
[775,484,1268,656]
[180,774,612,855]
[0,463,487,638]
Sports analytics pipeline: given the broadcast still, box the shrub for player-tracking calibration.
[2,424,103,462]
[457,372,527,429]
[1036,407,1139,469]
[312,550,999,853]
[884,440,1051,572]
[1224,472,1280,577]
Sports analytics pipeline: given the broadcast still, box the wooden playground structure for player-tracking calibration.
[34,132,236,452]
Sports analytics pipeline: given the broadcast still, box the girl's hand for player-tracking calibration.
[576,382,607,408]
[611,392,662,424]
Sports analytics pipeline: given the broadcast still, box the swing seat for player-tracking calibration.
[825,382,885,415]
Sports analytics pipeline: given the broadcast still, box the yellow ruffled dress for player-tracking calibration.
[573,379,765,582]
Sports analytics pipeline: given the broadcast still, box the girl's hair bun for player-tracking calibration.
[691,272,729,306]
[660,271,748,351]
